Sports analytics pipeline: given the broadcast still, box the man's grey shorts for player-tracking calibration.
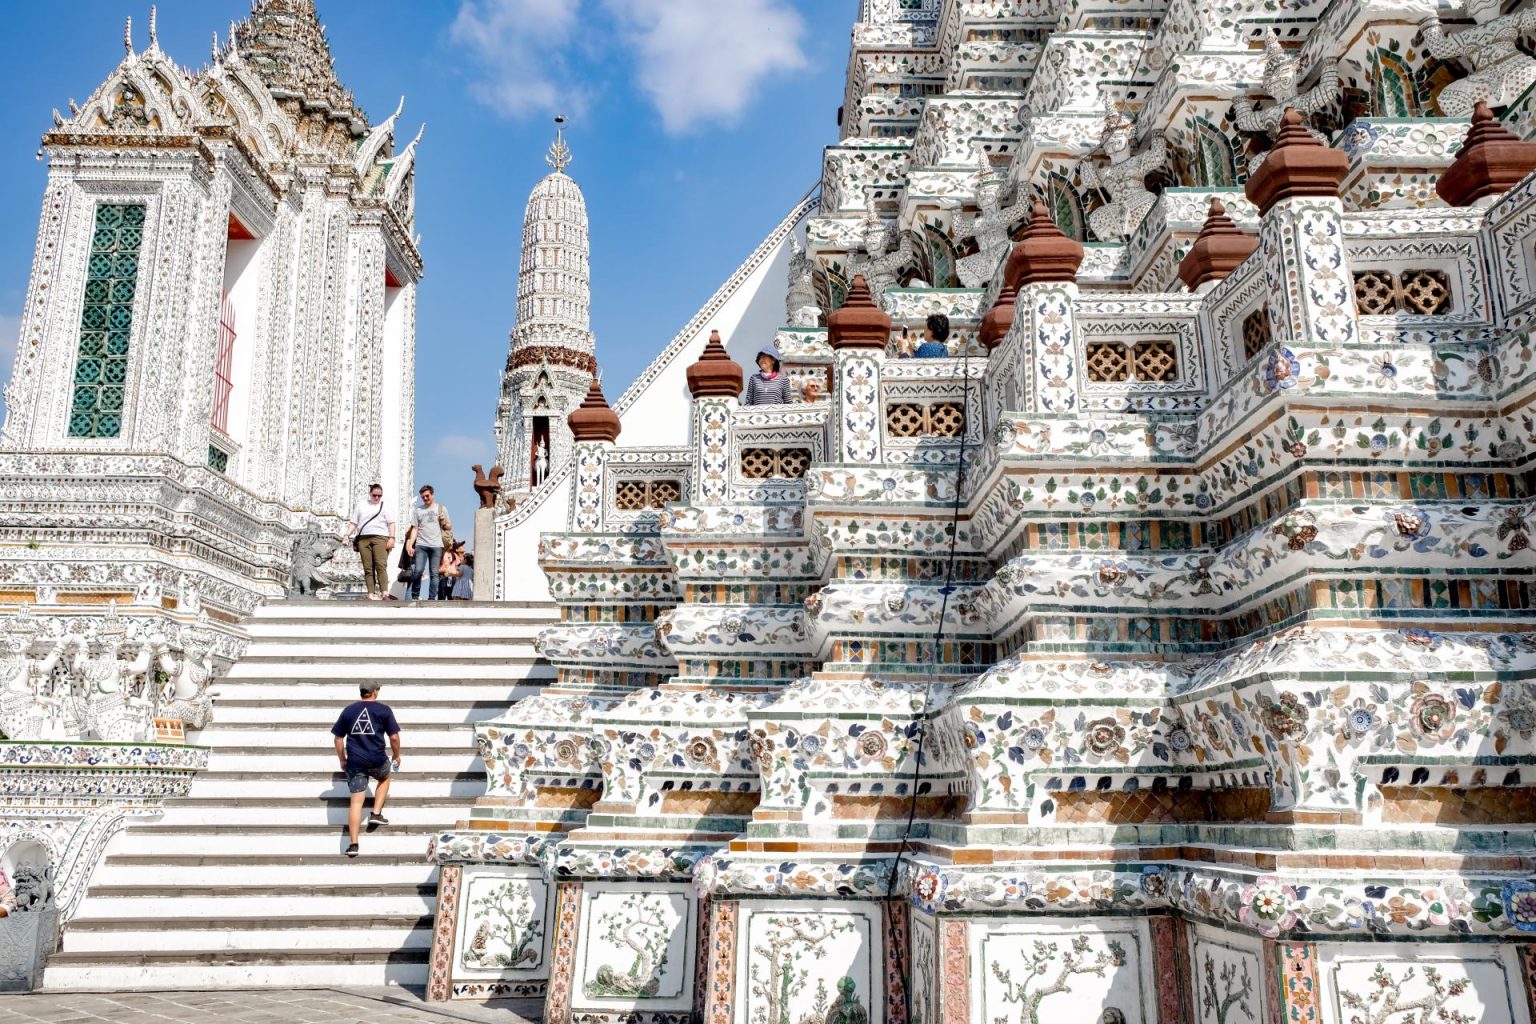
[346,762,391,793]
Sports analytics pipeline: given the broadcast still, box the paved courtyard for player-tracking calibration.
[0,988,540,1024]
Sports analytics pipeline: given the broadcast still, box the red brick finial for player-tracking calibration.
[979,282,1017,351]
[1177,198,1259,291]
[685,329,745,399]
[1436,101,1536,207]
[1003,201,1085,289]
[1243,108,1348,216]
[827,274,892,350]
[568,377,621,443]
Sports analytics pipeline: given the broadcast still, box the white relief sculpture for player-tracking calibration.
[75,626,154,744]
[786,235,823,327]
[1421,0,1536,117]
[952,143,1031,287]
[847,192,917,308]
[158,639,215,731]
[1235,30,1340,169]
[1080,98,1168,242]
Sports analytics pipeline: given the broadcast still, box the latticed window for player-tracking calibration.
[1085,342,1130,382]
[886,401,966,438]
[207,445,230,474]
[613,479,681,511]
[1086,340,1180,383]
[1352,269,1453,315]
[1132,340,1177,381]
[1241,307,1271,361]
[69,203,145,438]
[211,292,236,434]
[740,447,812,479]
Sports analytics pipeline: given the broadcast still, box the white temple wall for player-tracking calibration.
[617,228,799,449]
[380,282,411,518]
[220,232,262,477]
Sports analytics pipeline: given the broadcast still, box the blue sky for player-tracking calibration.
[0,0,854,519]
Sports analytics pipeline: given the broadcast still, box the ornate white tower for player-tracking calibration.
[494,120,595,497]
[0,0,423,724]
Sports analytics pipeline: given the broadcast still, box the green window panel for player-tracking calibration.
[68,203,145,438]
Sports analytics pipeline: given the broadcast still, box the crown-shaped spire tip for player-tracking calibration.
[686,329,745,399]
[1004,202,1085,288]
[546,115,572,173]
[1244,106,1348,214]
[1178,196,1258,291]
[827,274,893,350]
[1437,100,1536,207]
[569,374,620,442]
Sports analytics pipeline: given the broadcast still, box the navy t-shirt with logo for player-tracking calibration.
[331,700,400,771]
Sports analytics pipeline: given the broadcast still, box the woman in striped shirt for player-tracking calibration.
[743,350,791,405]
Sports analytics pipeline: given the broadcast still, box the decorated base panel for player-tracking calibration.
[1317,941,1531,1024]
[449,865,556,999]
[734,901,883,1024]
[969,917,1155,1024]
[570,882,698,1021]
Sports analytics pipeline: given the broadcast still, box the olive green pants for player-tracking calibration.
[357,535,390,595]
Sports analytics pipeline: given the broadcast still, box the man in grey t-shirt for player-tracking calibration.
[409,485,451,600]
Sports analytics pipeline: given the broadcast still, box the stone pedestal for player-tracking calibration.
[473,507,495,601]
[0,909,59,992]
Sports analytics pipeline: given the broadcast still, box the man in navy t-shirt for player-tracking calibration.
[331,685,401,858]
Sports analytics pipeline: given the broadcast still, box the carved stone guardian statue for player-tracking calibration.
[1235,30,1339,169]
[786,236,822,327]
[846,193,917,308]
[1422,0,1536,117]
[953,143,1032,287]
[288,523,340,598]
[1081,98,1168,242]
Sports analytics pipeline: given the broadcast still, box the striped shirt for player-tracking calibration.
[743,373,791,406]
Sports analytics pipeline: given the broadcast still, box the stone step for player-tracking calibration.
[251,600,553,616]
[189,781,481,801]
[211,700,506,725]
[41,955,428,991]
[226,657,545,676]
[237,640,547,659]
[205,682,541,704]
[57,920,433,952]
[98,856,438,887]
[72,893,436,919]
[196,724,471,747]
[153,801,461,828]
[86,881,435,899]
[223,661,556,680]
[202,752,477,774]
[109,826,439,857]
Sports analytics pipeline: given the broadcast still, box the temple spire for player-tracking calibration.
[546,114,572,174]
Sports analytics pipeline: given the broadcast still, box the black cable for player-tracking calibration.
[884,343,975,1020]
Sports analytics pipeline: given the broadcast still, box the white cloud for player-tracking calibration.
[449,0,588,119]
[431,433,495,467]
[604,0,808,134]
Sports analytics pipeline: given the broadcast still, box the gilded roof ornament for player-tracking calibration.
[546,114,572,174]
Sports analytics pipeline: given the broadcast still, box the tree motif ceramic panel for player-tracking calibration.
[970,919,1154,1024]
[572,883,697,1012]
[735,902,882,1024]
[454,866,555,980]
[1188,925,1261,1024]
[1320,942,1529,1024]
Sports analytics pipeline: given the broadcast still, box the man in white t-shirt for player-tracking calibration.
[409,485,451,600]
[343,484,396,600]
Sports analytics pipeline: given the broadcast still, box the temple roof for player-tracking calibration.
[232,0,366,142]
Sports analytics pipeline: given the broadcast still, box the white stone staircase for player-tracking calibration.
[41,600,556,991]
